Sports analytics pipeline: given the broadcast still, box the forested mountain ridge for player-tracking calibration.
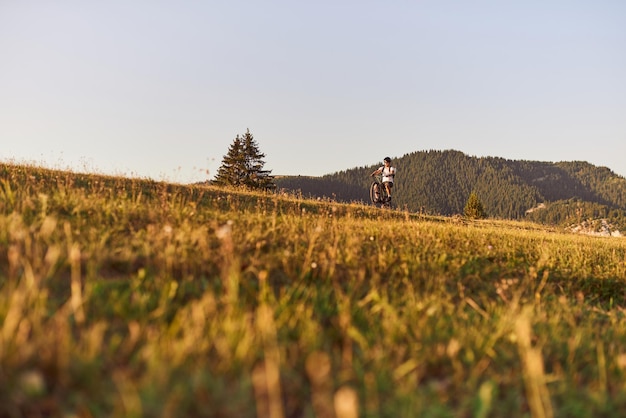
[275,150,626,231]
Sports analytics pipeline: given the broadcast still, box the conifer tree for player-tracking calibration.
[213,130,275,190]
[464,191,485,219]
[213,136,246,187]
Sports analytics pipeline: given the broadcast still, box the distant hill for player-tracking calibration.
[275,150,626,232]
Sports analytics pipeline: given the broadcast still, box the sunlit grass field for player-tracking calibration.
[1,163,626,417]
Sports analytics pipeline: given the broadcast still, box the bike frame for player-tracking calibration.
[369,175,390,207]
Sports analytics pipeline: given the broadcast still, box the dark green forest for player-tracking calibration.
[275,150,626,231]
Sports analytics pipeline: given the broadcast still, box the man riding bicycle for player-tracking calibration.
[370,157,396,203]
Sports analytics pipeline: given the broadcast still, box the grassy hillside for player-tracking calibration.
[2,163,626,417]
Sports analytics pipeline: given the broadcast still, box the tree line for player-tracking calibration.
[274,150,626,228]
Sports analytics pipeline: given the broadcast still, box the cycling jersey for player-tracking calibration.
[379,166,396,183]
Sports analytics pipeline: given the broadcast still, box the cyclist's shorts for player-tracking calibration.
[383,181,394,188]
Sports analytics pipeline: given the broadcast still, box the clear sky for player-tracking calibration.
[1,1,625,183]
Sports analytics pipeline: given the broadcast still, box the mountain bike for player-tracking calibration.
[369,174,392,208]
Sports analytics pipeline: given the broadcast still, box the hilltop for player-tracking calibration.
[275,150,626,233]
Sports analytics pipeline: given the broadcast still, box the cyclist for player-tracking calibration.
[370,157,396,202]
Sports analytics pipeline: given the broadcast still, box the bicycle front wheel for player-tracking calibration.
[370,182,380,204]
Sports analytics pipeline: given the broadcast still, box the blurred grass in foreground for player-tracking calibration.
[1,163,626,417]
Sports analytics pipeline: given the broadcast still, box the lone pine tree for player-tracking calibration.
[464,191,486,219]
[213,129,275,190]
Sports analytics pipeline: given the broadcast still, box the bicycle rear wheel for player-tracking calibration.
[380,187,391,207]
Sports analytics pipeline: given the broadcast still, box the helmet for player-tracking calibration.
[383,157,391,163]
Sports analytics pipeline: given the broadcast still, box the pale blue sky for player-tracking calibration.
[1,1,625,182]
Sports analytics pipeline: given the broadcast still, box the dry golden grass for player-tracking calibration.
[1,162,626,417]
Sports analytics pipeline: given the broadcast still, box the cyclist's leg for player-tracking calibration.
[384,182,392,201]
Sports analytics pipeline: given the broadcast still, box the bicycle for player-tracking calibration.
[369,174,392,208]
